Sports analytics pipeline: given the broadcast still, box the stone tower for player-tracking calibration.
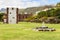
[6,8,18,24]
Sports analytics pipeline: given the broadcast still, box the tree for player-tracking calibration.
[56,2,60,7]
[46,8,57,17]
[55,8,60,18]
[37,11,47,18]
[0,13,4,21]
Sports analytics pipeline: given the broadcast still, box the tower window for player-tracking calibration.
[10,12,11,14]
[12,8,14,10]
[12,17,15,19]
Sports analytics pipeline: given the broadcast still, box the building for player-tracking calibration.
[3,8,18,24]
[3,8,33,24]
[18,13,33,21]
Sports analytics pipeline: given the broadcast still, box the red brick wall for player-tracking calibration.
[4,13,33,22]
[18,13,33,21]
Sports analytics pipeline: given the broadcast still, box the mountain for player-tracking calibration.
[0,5,55,14]
[0,8,6,13]
[19,5,54,14]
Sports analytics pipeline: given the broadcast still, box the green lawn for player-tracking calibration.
[0,22,60,40]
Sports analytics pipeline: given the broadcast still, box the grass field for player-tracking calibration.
[0,22,60,40]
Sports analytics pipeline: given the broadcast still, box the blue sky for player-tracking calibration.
[0,0,60,9]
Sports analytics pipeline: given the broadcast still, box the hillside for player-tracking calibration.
[0,5,54,14]
[19,5,54,14]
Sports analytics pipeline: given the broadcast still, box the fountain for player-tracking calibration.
[35,22,56,31]
[41,22,47,27]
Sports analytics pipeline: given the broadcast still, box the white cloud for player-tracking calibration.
[0,0,57,9]
[0,0,40,9]
[23,1,40,7]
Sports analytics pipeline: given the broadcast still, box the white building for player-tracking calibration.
[6,8,19,24]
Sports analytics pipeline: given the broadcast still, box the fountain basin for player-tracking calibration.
[35,27,56,31]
